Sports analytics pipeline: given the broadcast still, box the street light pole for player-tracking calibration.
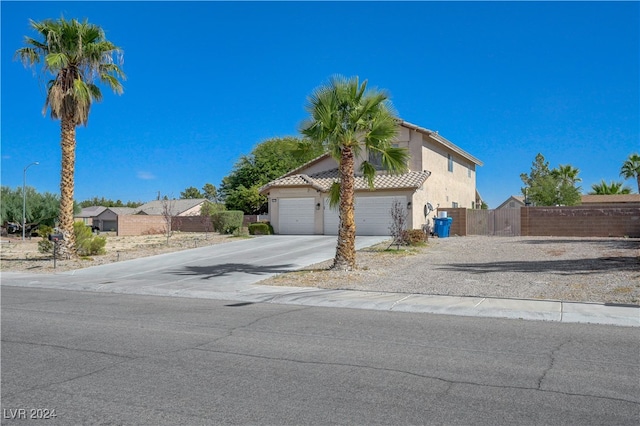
[22,162,39,241]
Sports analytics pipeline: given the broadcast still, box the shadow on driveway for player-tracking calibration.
[437,257,639,275]
[168,263,295,280]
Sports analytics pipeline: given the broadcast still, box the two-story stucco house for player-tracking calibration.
[259,120,483,235]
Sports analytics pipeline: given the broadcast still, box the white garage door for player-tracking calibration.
[323,196,405,236]
[278,198,315,235]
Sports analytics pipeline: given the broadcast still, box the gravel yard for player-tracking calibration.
[264,235,640,305]
[1,233,638,305]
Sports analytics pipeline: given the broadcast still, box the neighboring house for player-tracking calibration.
[135,199,208,216]
[495,196,526,210]
[74,206,107,226]
[93,207,137,232]
[259,120,483,235]
[580,194,640,205]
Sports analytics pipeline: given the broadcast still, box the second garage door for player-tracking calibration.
[279,198,315,235]
[323,196,405,236]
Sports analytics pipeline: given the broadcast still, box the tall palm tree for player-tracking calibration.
[620,153,640,193]
[589,180,632,195]
[16,17,125,255]
[301,75,408,270]
[551,164,581,187]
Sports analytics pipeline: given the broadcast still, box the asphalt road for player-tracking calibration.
[2,286,638,425]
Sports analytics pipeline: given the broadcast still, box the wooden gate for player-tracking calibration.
[467,209,521,236]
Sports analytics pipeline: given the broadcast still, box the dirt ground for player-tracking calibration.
[0,231,233,273]
[1,233,638,305]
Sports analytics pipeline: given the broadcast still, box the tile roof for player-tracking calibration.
[136,199,208,216]
[75,206,107,218]
[260,169,431,194]
[581,194,640,204]
[105,207,138,216]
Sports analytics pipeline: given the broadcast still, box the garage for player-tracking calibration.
[324,196,405,236]
[278,198,316,235]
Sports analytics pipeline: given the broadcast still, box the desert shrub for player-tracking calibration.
[403,229,427,245]
[388,200,408,248]
[37,225,54,253]
[248,222,273,235]
[74,222,106,255]
[211,210,244,234]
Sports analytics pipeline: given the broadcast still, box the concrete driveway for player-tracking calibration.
[1,235,387,298]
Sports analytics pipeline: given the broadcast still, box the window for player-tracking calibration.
[368,144,399,170]
[452,202,459,208]
[368,150,383,169]
[448,154,453,172]
[468,167,472,178]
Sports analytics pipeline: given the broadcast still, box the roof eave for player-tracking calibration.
[400,120,484,166]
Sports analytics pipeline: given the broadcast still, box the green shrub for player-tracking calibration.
[74,222,106,255]
[37,225,54,253]
[211,210,244,234]
[248,222,273,235]
[402,229,427,245]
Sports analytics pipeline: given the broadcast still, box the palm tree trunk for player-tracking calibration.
[58,117,77,256]
[333,147,357,270]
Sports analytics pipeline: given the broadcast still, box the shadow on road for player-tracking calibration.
[169,263,295,280]
[437,257,639,275]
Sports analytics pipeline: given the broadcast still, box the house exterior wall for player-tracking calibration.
[420,133,477,211]
[409,183,432,230]
[297,156,338,175]
[178,204,203,216]
[265,122,480,235]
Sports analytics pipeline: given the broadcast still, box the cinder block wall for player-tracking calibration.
[521,204,640,237]
[117,215,166,236]
[172,216,212,232]
[435,208,467,236]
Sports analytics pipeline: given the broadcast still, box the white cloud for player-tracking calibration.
[137,171,156,180]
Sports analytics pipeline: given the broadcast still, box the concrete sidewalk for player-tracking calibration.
[2,270,637,327]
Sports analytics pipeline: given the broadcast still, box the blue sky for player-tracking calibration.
[1,1,638,208]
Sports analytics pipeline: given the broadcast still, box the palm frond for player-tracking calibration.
[360,161,377,189]
[328,182,341,208]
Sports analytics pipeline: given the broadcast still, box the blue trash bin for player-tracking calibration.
[434,217,449,238]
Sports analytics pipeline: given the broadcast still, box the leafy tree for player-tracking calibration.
[520,153,581,206]
[301,75,408,270]
[1,186,23,225]
[199,200,226,216]
[589,180,632,195]
[180,186,204,199]
[30,191,61,226]
[620,153,640,193]
[223,185,267,215]
[220,136,324,213]
[16,17,125,256]
[1,186,61,228]
[78,197,142,208]
[202,183,219,202]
